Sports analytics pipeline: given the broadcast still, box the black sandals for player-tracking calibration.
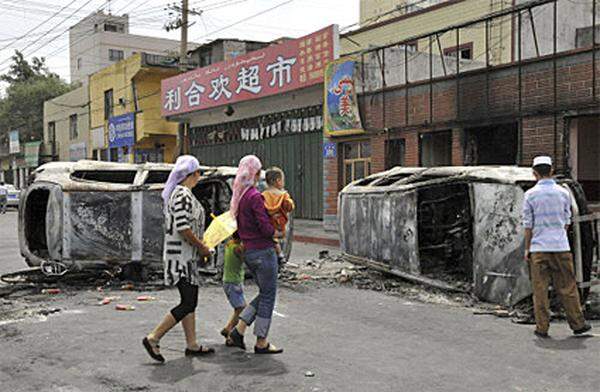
[254,344,284,355]
[142,337,165,363]
[185,346,216,356]
[228,328,246,350]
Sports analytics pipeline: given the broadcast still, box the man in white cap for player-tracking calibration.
[522,156,591,338]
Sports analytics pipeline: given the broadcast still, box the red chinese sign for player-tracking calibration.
[161,25,338,117]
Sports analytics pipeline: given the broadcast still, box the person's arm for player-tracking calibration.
[563,191,572,231]
[282,192,295,213]
[250,193,275,238]
[180,229,211,256]
[522,196,534,261]
[173,192,210,256]
[524,228,532,261]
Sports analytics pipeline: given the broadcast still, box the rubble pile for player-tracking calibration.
[280,254,477,307]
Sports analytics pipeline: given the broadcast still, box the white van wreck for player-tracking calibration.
[18,161,292,275]
[338,166,596,306]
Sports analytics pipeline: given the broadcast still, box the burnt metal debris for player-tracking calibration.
[339,166,598,306]
[17,161,293,278]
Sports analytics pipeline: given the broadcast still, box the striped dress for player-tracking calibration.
[163,185,205,286]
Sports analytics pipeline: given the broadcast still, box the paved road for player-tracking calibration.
[0,210,24,276]
[1,212,600,392]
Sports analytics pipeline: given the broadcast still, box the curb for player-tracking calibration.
[293,235,340,247]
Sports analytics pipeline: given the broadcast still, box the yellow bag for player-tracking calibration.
[203,211,237,249]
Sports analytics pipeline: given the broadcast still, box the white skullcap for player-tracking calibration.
[532,156,552,167]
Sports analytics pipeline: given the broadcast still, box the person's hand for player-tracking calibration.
[524,250,531,262]
[274,230,284,239]
[198,244,212,257]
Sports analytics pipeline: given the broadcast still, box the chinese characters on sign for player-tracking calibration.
[161,25,338,116]
[324,58,364,137]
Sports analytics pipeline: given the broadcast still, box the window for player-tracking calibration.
[72,170,137,184]
[109,147,118,162]
[443,43,474,60]
[76,57,82,70]
[145,170,172,184]
[199,50,212,67]
[385,139,406,170]
[47,121,56,142]
[100,149,109,161]
[342,141,372,187]
[92,149,99,160]
[420,131,452,167]
[69,114,78,140]
[109,49,124,62]
[104,23,124,33]
[104,89,113,120]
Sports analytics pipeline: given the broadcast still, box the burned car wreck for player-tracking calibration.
[18,161,292,276]
[339,166,596,306]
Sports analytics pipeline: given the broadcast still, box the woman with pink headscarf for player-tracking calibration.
[142,155,215,363]
[227,155,283,354]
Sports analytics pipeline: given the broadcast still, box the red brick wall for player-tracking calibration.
[324,50,599,218]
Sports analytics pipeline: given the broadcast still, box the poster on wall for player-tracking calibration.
[323,58,364,137]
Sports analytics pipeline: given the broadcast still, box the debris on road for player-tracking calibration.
[115,304,136,311]
[305,371,315,378]
[41,288,61,295]
[136,295,156,301]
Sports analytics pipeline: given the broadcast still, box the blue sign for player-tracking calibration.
[323,142,337,159]
[108,113,136,148]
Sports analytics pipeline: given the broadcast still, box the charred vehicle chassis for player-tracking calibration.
[18,161,292,276]
[339,166,596,306]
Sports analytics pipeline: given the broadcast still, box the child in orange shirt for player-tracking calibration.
[263,167,295,264]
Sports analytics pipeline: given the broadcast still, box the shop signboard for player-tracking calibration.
[9,130,19,154]
[323,58,364,137]
[162,25,339,116]
[108,113,136,148]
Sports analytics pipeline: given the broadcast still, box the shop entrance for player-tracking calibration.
[191,131,323,220]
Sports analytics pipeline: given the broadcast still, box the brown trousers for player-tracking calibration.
[529,252,586,333]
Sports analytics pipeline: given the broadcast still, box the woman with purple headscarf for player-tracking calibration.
[142,155,214,363]
[227,155,284,354]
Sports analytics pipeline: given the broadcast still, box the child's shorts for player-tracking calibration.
[223,283,246,309]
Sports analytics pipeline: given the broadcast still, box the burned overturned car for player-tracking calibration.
[18,161,292,276]
[339,166,596,306]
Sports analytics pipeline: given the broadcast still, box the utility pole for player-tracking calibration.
[180,0,188,72]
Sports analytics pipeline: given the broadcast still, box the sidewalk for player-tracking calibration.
[293,218,340,247]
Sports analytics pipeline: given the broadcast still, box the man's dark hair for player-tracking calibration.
[533,164,552,177]
[265,167,284,186]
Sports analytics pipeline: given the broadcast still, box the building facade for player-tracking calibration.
[322,0,600,230]
[189,38,270,67]
[89,53,180,163]
[346,0,514,65]
[69,11,190,85]
[162,26,339,220]
[43,86,90,162]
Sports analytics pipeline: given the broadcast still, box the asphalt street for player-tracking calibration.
[1,211,600,392]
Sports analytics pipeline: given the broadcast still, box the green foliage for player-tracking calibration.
[0,50,73,144]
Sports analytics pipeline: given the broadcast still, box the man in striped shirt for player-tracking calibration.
[523,156,591,338]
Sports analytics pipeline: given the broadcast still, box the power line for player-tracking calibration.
[0,0,80,52]
[0,0,99,72]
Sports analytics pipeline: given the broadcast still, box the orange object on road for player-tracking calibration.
[136,295,156,302]
[42,288,61,294]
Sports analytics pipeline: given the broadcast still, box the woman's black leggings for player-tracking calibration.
[170,279,198,322]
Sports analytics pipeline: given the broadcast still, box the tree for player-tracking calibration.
[0,50,73,143]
